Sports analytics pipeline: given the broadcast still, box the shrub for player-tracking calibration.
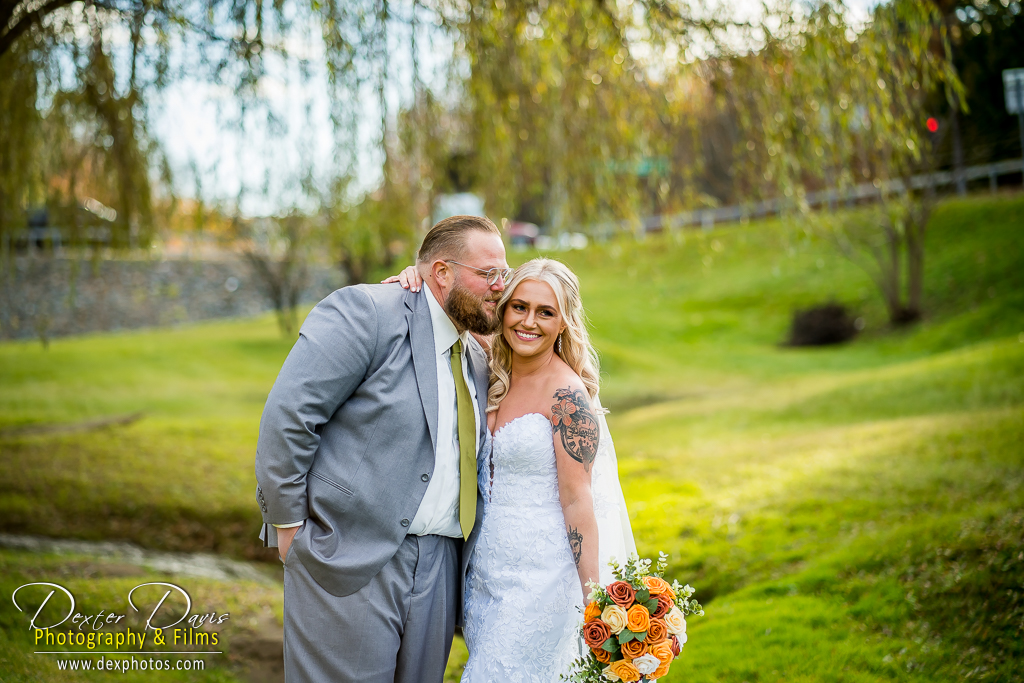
[787,303,859,346]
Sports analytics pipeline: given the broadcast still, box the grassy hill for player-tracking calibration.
[0,193,1021,681]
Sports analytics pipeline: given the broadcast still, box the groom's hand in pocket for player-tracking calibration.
[277,525,301,562]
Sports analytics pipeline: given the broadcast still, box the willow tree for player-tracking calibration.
[449,3,649,228]
[313,0,745,243]
[428,0,748,230]
[723,0,962,325]
[0,0,263,249]
[1,0,748,257]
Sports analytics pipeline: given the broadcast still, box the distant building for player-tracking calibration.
[432,193,486,225]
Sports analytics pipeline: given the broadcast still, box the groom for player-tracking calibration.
[255,215,509,682]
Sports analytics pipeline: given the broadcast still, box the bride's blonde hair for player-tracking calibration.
[487,258,602,412]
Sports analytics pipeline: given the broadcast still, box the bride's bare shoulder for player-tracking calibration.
[543,359,589,406]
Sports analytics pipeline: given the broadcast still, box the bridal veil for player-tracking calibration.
[590,400,637,585]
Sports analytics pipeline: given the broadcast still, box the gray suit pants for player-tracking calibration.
[283,534,459,683]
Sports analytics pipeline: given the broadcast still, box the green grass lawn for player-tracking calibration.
[1,193,1021,681]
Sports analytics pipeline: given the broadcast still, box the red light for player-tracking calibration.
[926,117,939,133]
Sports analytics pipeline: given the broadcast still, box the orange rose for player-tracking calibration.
[670,635,682,657]
[608,660,641,682]
[650,640,674,663]
[592,646,611,664]
[651,658,672,680]
[652,593,673,618]
[607,581,636,607]
[582,619,611,649]
[626,604,650,633]
[643,576,671,595]
[584,601,602,622]
[645,618,668,644]
[620,638,647,659]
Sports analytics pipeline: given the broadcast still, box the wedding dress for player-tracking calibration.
[462,408,635,683]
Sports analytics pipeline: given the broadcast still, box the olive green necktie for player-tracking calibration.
[450,339,477,539]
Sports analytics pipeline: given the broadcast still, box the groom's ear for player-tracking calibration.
[431,260,454,288]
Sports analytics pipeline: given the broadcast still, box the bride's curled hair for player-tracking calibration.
[487,258,603,412]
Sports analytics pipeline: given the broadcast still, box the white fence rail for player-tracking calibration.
[593,157,1023,238]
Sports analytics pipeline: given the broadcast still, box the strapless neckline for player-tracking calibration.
[490,411,549,439]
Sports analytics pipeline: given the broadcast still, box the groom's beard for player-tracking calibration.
[444,280,501,335]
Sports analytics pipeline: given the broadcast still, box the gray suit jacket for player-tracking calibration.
[255,283,489,610]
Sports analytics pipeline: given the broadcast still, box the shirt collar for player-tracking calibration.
[423,284,465,356]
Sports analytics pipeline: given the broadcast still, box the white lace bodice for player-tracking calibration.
[463,413,584,683]
[485,413,562,509]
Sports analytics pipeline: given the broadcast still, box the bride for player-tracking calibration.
[389,258,635,682]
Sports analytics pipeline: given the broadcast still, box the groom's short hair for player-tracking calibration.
[417,215,501,265]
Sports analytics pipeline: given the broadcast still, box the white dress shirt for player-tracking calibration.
[274,285,480,535]
[408,285,481,537]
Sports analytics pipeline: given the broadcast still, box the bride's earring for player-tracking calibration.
[556,334,562,355]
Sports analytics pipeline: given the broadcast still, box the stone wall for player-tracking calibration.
[0,255,345,341]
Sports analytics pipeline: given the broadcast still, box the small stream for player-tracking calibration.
[0,533,278,585]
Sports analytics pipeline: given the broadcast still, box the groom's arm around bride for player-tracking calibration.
[254,215,509,683]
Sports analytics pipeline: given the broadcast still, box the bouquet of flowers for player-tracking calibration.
[565,553,703,683]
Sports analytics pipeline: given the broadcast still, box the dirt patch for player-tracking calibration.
[0,533,278,584]
[0,412,144,437]
[230,616,285,683]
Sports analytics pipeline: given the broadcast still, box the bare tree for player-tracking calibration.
[241,214,312,337]
[724,0,962,325]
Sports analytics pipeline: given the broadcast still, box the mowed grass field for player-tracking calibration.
[0,193,1022,682]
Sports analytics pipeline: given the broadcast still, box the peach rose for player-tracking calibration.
[582,619,611,648]
[601,604,629,634]
[643,576,671,595]
[670,635,682,657]
[645,618,668,644]
[663,607,687,635]
[620,638,647,660]
[608,660,641,683]
[592,646,611,664]
[601,665,621,682]
[606,580,636,607]
[584,601,602,623]
[651,658,672,680]
[652,593,673,619]
[650,640,674,663]
[626,604,651,634]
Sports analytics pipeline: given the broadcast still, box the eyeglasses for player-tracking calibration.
[444,261,513,286]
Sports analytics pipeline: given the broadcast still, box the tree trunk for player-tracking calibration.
[950,103,966,196]
[342,255,368,285]
[905,230,924,322]
[245,248,306,338]
[904,200,931,324]
[883,226,904,325]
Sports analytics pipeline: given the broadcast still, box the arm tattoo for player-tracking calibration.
[550,387,599,472]
[567,525,583,568]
